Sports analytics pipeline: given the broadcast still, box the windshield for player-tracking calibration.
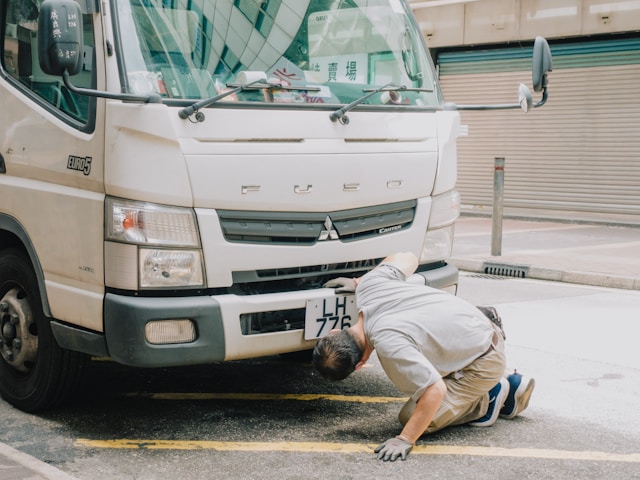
[114,0,442,108]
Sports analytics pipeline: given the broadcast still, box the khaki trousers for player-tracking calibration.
[398,324,506,434]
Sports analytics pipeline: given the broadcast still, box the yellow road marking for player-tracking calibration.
[109,392,640,463]
[75,439,640,463]
[126,392,408,403]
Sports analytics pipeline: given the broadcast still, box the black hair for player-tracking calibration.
[312,330,363,381]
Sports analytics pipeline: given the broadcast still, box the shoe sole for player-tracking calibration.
[469,378,510,427]
[501,377,535,419]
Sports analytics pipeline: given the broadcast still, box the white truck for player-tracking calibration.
[0,0,551,411]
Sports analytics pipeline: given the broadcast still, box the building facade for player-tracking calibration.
[410,0,640,224]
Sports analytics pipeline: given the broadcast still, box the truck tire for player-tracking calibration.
[0,249,87,412]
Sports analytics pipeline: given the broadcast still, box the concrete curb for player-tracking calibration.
[450,258,640,291]
[0,442,79,480]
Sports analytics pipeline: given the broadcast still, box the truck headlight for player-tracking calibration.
[139,248,204,288]
[420,225,455,263]
[420,190,460,263]
[105,197,205,289]
[106,197,199,246]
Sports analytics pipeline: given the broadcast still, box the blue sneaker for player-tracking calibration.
[469,377,509,427]
[500,370,535,419]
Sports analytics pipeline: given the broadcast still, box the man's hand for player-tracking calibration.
[374,436,414,461]
[324,277,357,293]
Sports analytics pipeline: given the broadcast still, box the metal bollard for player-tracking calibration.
[491,157,505,256]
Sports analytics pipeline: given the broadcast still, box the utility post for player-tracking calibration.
[491,157,505,256]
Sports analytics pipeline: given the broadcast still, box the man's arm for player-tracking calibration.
[374,379,446,461]
[399,379,447,443]
[324,251,419,292]
[378,251,419,279]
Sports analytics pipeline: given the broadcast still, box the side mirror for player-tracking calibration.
[454,36,552,112]
[532,36,552,93]
[38,0,83,76]
[36,0,158,103]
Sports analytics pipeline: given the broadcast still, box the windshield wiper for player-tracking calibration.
[179,79,265,121]
[330,83,422,124]
[179,79,321,122]
[330,84,435,124]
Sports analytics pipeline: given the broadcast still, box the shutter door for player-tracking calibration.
[438,39,640,223]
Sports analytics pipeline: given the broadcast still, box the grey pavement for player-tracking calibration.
[451,214,640,290]
[1,213,638,479]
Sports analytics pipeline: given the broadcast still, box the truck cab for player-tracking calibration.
[0,0,550,412]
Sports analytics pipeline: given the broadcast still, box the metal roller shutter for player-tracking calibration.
[438,39,640,224]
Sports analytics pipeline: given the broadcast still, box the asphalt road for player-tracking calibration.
[1,274,639,479]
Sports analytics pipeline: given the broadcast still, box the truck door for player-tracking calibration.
[1,0,105,332]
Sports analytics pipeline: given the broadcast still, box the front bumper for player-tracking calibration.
[52,263,458,367]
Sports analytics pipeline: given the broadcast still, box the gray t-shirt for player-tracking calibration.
[357,263,493,401]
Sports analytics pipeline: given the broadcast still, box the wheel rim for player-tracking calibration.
[0,287,38,373]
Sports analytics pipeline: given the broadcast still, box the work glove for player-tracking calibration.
[323,277,357,293]
[374,436,413,461]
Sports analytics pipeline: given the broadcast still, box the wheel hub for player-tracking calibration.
[0,288,38,372]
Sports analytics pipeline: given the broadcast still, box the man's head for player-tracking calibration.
[312,329,363,381]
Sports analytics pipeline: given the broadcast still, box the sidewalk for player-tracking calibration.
[450,215,640,290]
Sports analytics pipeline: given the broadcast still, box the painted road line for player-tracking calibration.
[125,392,408,403]
[75,439,640,463]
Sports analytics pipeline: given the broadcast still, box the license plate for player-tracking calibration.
[304,295,358,340]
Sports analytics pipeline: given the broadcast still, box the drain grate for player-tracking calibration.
[482,262,529,278]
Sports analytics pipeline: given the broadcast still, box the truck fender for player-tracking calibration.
[0,214,51,317]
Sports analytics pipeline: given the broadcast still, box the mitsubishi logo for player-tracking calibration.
[318,216,339,241]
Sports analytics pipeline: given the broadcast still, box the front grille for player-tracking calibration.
[230,257,383,295]
[218,200,416,245]
[256,258,381,279]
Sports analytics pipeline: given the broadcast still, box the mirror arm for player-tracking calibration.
[532,85,549,109]
[456,90,547,111]
[62,71,161,103]
[455,103,523,111]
